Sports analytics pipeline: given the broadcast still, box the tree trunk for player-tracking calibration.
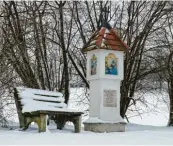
[168,81,173,126]
[58,1,70,104]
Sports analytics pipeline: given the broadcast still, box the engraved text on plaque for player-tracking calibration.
[103,90,117,107]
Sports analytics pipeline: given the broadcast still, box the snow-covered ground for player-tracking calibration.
[0,88,172,145]
[0,123,173,145]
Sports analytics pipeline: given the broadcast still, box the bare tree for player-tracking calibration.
[71,1,170,120]
[0,1,172,126]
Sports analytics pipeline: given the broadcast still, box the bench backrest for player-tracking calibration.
[14,87,67,113]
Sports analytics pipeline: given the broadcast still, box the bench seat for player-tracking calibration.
[13,87,83,133]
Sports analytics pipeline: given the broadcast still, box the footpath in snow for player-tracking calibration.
[0,123,173,145]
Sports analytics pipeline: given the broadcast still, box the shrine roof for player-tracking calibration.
[82,22,129,52]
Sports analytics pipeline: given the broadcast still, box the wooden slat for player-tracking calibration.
[34,94,61,98]
[33,96,64,102]
[33,99,61,103]
[38,110,84,115]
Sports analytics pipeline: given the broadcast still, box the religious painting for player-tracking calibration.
[105,53,118,75]
[90,54,97,75]
[103,90,117,107]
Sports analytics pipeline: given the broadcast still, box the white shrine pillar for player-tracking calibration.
[83,22,128,132]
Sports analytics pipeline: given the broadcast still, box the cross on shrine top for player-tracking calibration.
[102,6,110,22]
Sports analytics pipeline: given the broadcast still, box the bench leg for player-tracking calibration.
[55,115,66,130]
[21,117,35,131]
[47,116,50,125]
[21,117,31,131]
[19,114,26,129]
[39,114,46,132]
[35,114,46,132]
[73,116,81,133]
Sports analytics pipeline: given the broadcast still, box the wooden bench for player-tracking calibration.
[13,87,83,133]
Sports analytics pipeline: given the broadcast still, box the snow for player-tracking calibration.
[0,123,173,145]
[21,100,67,113]
[17,87,70,113]
[19,88,64,103]
[84,117,125,123]
[127,91,169,126]
[1,87,171,144]
[17,87,63,97]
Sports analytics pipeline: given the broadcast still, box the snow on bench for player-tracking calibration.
[16,87,67,113]
[14,87,83,133]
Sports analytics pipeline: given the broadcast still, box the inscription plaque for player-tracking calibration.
[103,90,117,107]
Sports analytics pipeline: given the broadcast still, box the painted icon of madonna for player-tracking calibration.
[90,54,97,75]
[105,53,118,75]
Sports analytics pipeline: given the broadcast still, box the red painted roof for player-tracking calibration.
[82,25,129,52]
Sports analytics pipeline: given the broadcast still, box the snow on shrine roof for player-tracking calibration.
[82,22,129,52]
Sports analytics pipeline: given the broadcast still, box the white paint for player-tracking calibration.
[99,79,121,121]
[86,49,124,123]
[89,79,123,122]
[89,80,101,117]
[105,28,109,34]
[87,49,124,81]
